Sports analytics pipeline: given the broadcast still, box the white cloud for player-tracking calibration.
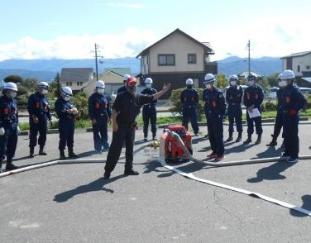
[0,28,157,61]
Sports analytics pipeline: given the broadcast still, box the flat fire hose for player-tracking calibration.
[0,144,150,178]
[158,131,311,217]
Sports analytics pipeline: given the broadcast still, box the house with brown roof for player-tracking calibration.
[136,28,217,97]
[60,68,94,93]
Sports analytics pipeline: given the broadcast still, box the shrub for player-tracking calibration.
[264,100,277,111]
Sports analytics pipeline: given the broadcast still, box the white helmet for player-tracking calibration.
[123,74,131,81]
[229,75,238,82]
[277,73,283,80]
[61,86,73,96]
[144,78,153,85]
[204,73,216,83]
[3,82,18,91]
[186,78,194,85]
[281,70,295,80]
[38,81,49,89]
[96,80,105,89]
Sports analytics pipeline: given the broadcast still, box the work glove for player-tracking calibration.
[17,126,21,134]
[0,127,5,136]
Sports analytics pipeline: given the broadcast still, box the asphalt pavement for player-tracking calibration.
[1,124,311,242]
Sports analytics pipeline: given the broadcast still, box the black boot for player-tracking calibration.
[59,150,66,160]
[39,146,47,155]
[235,132,242,142]
[68,148,78,159]
[6,159,18,171]
[243,135,252,144]
[124,169,139,176]
[226,133,233,142]
[266,136,277,146]
[255,134,262,144]
[29,147,34,158]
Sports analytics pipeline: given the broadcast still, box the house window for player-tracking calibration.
[66,82,72,86]
[297,65,301,72]
[188,54,197,64]
[158,54,175,66]
[77,82,83,86]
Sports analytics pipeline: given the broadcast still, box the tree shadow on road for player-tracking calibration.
[53,175,126,203]
[247,162,295,183]
[290,195,311,217]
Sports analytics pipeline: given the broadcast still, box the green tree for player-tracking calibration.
[73,91,88,119]
[3,75,23,83]
[216,74,228,89]
[266,73,280,87]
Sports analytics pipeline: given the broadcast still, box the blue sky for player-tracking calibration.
[0,0,310,60]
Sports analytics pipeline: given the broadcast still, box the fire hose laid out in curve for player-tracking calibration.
[158,131,311,217]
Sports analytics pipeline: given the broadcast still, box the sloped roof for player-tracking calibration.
[281,51,311,59]
[136,28,214,58]
[60,68,94,82]
[104,68,131,77]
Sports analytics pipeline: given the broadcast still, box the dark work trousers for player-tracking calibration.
[182,107,199,134]
[143,105,157,138]
[29,120,47,148]
[246,112,263,135]
[283,114,299,159]
[105,125,135,173]
[228,105,242,134]
[272,110,284,139]
[58,120,75,151]
[207,114,224,156]
[92,117,108,151]
[0,127,18,162]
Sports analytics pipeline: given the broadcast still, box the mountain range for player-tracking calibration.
[0,56,282,81]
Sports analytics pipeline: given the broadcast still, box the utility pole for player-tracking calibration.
[248,40,251,76]
[94,43,99,81]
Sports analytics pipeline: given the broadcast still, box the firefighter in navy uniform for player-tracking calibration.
[88,80,111,152]
[104,77,171,179]
[203,73,226,162]
[180,78,199,136]
[117,74,131,95]
[267,73,286,147]
[226,75,243,142]
[280,70,306,163]
[243,75,264,144]
[141,78,157,141]
[27,82,51,157]
[55,86,79,160]
[0,82,19,172]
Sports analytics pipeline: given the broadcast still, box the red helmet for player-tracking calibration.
[127,77,137,87]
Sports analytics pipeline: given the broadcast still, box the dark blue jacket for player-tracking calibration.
[280,84,306,116]
[88,93,111,120]
[203,88,226,116]
[180,88,199,109]
[141,88,157,108]
[276,88,285,111]
[55,98,77,123]
[243,85,264,109]
[117,86,127,95]
[0,95,18,129]
[27,92,51,122]
[226,85,243,106]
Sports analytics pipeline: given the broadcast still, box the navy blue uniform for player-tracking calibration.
[117,86,127,95]
[27,92,51,150]
[0,95,18,168]
[226,85,243,135]
[243,85,264,135]
[181,88,199,134]
[105,91,154,174]
[203,88,226,156]
[272,88,285,140]
[141,87,157,139]
[55,98,77,152]
[281,84,306,159]
[88,93,111,151]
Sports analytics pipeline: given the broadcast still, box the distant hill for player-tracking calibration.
[0,56,282,81]
[218,56,282,76]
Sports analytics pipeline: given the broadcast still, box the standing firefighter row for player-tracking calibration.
[0,69,307,174]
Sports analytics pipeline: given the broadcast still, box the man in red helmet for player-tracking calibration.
[104,77,171,179]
